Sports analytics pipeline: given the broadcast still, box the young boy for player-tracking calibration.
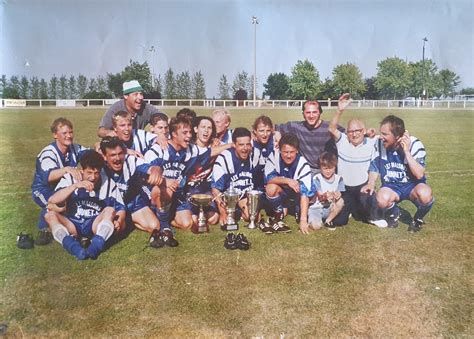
[45,150,125,260]
[308,152,346,231]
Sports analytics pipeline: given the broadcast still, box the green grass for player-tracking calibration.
[0,107,473,336]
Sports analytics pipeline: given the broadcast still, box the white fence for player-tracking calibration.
[1,98,473,109]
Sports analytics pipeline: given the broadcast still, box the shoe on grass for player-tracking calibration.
[35,229,53,246]
[408,219,423,233]
[236,233,250,250]
[324,221,336,231]
[258,218,274,234]
[269,212,291,233]
[160,229,179,247]
[17,233,34,249]
[149,229,165,248]
[369,219,388,228]
[224,232,237,250]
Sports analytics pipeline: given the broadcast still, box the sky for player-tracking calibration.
[1,0,473,97]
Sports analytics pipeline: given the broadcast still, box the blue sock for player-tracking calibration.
[266,194,283,214]
[87,235,106,260]
[413,199,434,221]
[62,235,88,260]
[37,208,48,231]
[156,208,171,231]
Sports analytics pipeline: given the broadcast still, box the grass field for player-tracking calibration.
[0,107,472,337]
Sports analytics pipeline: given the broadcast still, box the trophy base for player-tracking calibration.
[221,223,239,231]
[197,224,209,233]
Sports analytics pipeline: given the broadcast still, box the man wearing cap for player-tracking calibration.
[97,80,165,138]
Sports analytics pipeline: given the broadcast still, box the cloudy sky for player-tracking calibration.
[1,0,473,97]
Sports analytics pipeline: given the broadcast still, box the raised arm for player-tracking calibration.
[329,93,351,139]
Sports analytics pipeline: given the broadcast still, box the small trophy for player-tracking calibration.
[222,186,239,231]
[189,193,213,233]
[246,190,261,229]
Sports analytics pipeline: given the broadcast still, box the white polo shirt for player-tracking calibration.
[336,133,377,187]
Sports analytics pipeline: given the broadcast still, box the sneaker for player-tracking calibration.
[160,229,179,247]
[35,229,53,246]
[269,212,292,233]
[224,232,238,250]
[79,237,91,248]
[408,219,423,233]
[386,213,400,228]
[236,233,250,250]
[369,219,388,228]
[324,221,336,231]
[149,229,165,248]
[17,233,34,249]
[258,218,274,234]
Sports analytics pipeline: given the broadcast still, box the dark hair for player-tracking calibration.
[193,116,217,142]
[79,150,104,170]
[150,112,169,126]
[169,116,193,136]
[381,115,405,138]
[100,136,125,154]
[279,133,299,150]
[176,108,197,125]
[50,117,73,133]
[319,152,337,168]
[232,127,252,142]
[302,99,323,114]
[252,115,273,131]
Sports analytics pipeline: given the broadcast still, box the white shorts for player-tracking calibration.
[308,204,331,225]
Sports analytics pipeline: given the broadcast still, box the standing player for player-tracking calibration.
[264,133,313,234]
[45,150,124,260]
[361,115,434,232]
[31,117,87,245]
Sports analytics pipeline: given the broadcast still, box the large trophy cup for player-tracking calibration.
[246,190,261,229]
[189,193,213,233]
[222,186,239,231]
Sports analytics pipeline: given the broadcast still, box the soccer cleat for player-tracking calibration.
[324,221,336,231]
[160,229,179,247]
[235,233,250,250]
[35,229,53,246]
[17,233,34,249]
[386,212,400,228]
[149,229,165,248]
[258,218,274,234]
[224,232,238,250]
[369,219,388,228]
[269,212,292,233]
[408,219,423,233]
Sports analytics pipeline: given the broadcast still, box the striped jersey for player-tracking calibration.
[212,148,254,194]
[251,137,275,190]
[369,136,426,185]
[219,129,233,145]
[264,151,313,197]
[122,129,157,155]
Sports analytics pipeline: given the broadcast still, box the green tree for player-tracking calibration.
[96,75,108,95]
[122,59,152,93]
[9,76,21,95]
[232,71,250,96]
[288,59,321,100]
[263,72,289,99]
[20,76,30,99]
[164,68,176,99]
[77,74,88,99]
[68,75,77,99]
[318,77,336,99]
[0,75,6,92]
[363,77,378,99]
[39,78,48,99]
[107,72,124,98]
[88,78,97,92]
[59,75,68,99]
[437,69,460,98]
[154,74,163,95]
[407,59,439,98]
[176,71,192,99]
[30,76,40,99]
[192,71,206,99]
[248,76,258,100]
[460,87,474,95]
[218,74,230,100]
[331,63,366,98]
[374,57,410,99]
[49,75,58,99]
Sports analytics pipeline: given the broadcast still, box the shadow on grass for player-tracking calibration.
[399,207,413,225]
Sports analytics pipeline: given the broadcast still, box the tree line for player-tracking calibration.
[1,57,471,101]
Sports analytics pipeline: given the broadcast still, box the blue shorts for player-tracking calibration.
[69,216,97,237]
[126,194,150,214]
[32,188,52,208]
[383,180,425,201]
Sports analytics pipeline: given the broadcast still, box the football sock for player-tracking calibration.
[95,220,114,241]
[413,198,434,221]
[156,204,171,231]
[52,224,69,244]
[266,194,283,214]
[62,235,88,260]
[87,235,106,260]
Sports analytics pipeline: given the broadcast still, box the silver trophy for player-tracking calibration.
[246,190,261,229]
[189,193,213,233]
[222,186,239,231]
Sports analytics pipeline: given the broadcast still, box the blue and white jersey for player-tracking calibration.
[212,148,254,194]
[123,129,157,155]
[312,173,345,207]
[55,172,125,221]
[144,143,212,192]
[369,136,426,185]
[103,154,151,201]
[251,138,275,190]
[185,145,216,194]
[264,151,313,197]
[219,129,233,145]
[31,142,87,194]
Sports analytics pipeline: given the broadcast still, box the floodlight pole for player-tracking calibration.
[252,16,258,105]
[149,45,156,89]
[422,37,428,100]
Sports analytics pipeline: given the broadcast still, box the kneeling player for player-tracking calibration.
[265,133,313,234]
[45,150,124,260]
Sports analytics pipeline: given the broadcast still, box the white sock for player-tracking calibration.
[95,220,114,241]
[52,224,69,243]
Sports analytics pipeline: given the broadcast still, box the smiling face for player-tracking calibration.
[234,136,252,161]
[54,124,74,149]
[150,120,169,137]
[103,145,125,172]
[380,123,398,149]
[253,122,273,145]
[302,102,322,127]
[114,117,133,142]
[346,119,366,146]
[123,91,144,112]
[81,167,101,185]
[212,112,230,135]
[172,124,193,150]
[194,119,213,147]
[280,144,298,165]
